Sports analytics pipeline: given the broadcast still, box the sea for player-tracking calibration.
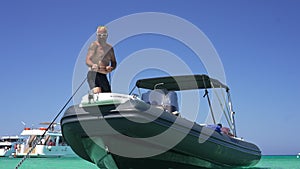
[0,155,299,169]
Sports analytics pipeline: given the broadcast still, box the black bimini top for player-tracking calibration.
[136,74,229,91]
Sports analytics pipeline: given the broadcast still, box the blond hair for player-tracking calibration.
[97,26,107,32]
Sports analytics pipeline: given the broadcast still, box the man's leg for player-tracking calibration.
[87,71,102,93]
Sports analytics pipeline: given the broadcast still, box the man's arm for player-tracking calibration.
[86,42,97,67]
[110,47,117,70]
[105,47,117,73]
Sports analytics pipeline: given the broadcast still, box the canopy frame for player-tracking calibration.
[131,74,237,137]
[135,74,229,91]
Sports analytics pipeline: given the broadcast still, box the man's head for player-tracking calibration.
[96,26,108,43]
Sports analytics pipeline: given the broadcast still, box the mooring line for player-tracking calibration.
[15,77,87,169]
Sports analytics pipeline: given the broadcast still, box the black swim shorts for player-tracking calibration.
[87,71,111,92]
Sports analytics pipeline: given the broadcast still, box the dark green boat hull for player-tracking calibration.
[61,101,261,169]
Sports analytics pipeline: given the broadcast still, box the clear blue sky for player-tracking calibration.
[1,0,300,155]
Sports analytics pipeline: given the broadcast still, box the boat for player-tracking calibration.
[14,123,77,158]
[61,74,261,168]
[0,136,25,157]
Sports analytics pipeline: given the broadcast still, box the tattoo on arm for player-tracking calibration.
[88,43,97,52]
[86,43,97,66]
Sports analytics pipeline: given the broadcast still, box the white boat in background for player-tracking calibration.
[14,123,77,158]
[0,136,25,157]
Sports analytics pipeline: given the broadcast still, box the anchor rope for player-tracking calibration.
[15,77,87,169]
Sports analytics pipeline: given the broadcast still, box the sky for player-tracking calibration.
[0,0,300,155]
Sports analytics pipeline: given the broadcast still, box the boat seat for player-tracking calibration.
[141,89,179,113]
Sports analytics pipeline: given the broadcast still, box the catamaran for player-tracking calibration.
[61,74,261,168]
[0,136,25,157]
[13,123,77,158]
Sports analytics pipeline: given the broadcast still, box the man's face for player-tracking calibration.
[97,28,108,42]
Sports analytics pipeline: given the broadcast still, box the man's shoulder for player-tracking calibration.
[89,41,98,46]
[106,43,113,48]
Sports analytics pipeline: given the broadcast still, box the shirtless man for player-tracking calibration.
[86,26,117,93]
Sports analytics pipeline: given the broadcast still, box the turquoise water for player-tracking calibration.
[0,157,99,169]
[252,156,300,169]
[0,156,299,169]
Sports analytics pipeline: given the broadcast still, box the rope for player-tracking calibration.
[15,77,87,169]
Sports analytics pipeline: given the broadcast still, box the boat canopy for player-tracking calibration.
[136,74,229,91]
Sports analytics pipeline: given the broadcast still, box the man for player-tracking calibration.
[86,26,117,93]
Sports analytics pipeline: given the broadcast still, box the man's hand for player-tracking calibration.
[91,64,98,71]
[106,66,113,72]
